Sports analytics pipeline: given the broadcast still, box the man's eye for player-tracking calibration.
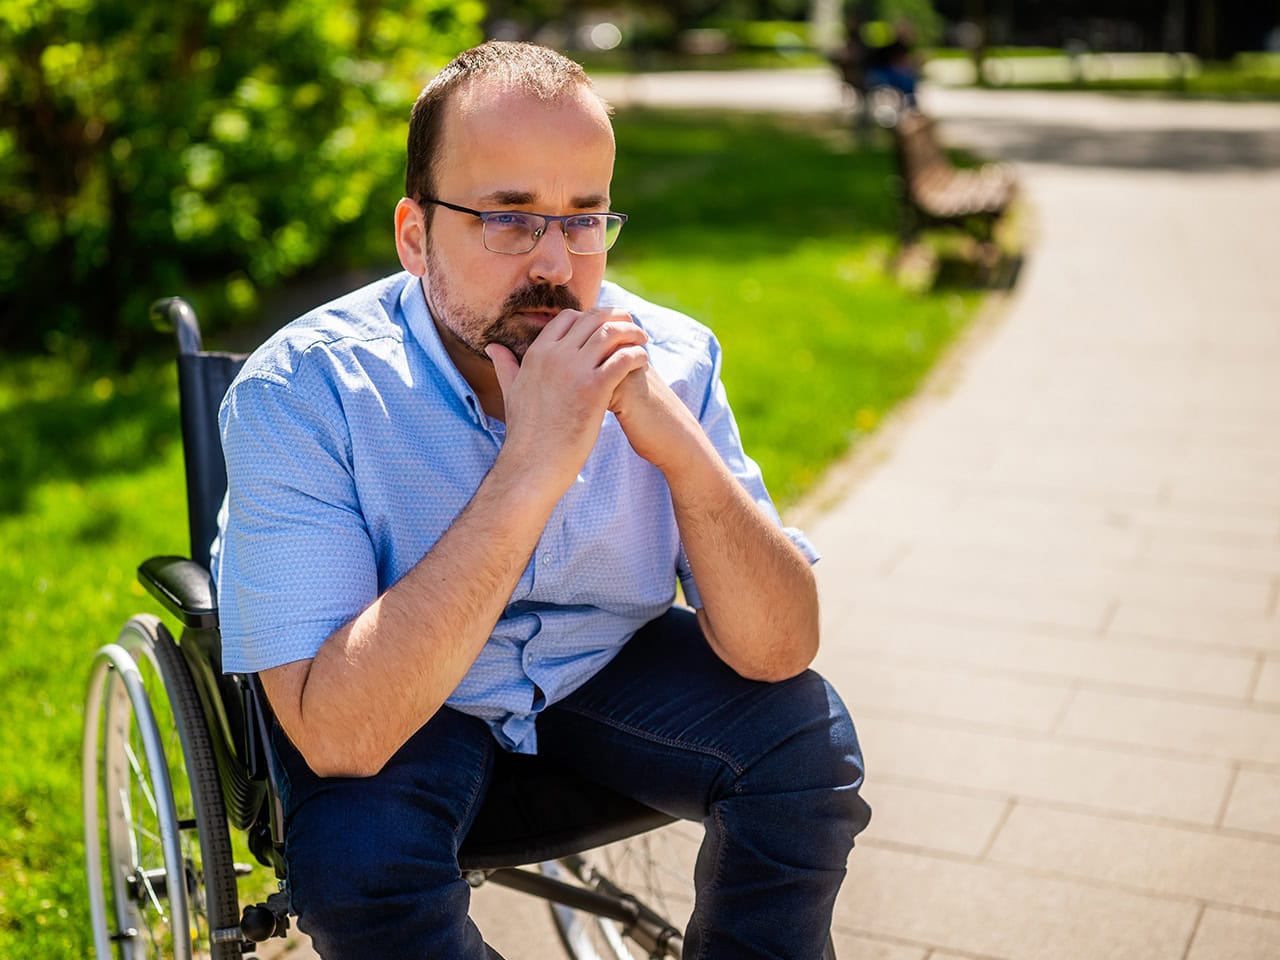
[489,212,534,227]
[566,215,604,230]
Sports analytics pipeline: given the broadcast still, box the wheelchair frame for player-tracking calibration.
[81,297,716,960]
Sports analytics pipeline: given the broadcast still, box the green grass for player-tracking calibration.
[1018,66,1280,99]
[610,109,979,501]
[973,51,1280,100]
[0,108,983,958]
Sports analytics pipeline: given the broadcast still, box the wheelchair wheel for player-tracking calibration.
[546,821,837,959]
[547,821,699,959]
[83,614,242,959]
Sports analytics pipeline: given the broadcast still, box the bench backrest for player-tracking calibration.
[893,111,949,192]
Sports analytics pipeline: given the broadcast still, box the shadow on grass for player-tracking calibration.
[0,363,179,518]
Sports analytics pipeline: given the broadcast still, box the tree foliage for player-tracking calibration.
[0,0,484,358]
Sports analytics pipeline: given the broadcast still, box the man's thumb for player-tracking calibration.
[485,343,519,395]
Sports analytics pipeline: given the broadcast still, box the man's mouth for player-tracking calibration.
[511,308,558,323]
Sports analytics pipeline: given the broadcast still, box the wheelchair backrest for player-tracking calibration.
[152,298,248,572]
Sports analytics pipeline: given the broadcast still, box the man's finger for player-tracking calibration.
[565,307,636,350]
[485,343,520,397]
[598,343,650,385]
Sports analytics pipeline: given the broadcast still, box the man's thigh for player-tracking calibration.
[270,708,499,957]
[536,607,866,821]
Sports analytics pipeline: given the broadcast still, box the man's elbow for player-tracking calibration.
[297,740,388,780]
[741,634,819,683]
[713,624,820,683]
[287,717,393,779]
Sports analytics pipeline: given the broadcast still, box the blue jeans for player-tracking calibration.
[271,608,870,958]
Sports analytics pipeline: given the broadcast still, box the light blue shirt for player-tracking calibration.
[213,272,816,753]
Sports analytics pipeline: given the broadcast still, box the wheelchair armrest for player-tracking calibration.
[138,555,219,629]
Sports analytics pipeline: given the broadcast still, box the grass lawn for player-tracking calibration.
[0,108,983,957]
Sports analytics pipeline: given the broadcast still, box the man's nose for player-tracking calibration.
[528,222,573,287]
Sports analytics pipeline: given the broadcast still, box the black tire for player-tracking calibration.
[84,614,242,959]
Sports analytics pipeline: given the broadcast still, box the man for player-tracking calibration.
[215,40,869,959]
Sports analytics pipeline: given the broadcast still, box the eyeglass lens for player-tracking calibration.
[484,213,623,254]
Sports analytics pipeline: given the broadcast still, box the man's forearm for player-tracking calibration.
[665,433,820,682]
[266,453,560,778]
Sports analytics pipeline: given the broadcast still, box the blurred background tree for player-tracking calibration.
[0,0,483,361]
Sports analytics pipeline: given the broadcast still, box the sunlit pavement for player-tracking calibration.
[272,72,1280,959]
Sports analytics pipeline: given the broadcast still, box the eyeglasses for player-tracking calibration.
[421,197,628,255]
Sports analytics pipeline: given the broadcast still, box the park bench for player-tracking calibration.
[889,109,1017,268]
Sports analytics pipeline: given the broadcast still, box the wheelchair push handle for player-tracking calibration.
[150,297,203,355]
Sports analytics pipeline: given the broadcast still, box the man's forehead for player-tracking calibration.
[450,75,610,127]
[436,77,616,201]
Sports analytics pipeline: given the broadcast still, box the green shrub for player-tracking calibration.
[0,0,483,359]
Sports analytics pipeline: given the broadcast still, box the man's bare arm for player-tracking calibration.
[610,367,819,681]
[260,309,649,778]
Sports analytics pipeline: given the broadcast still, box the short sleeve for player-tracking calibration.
[214,373,379,673]
[675,334,820,609]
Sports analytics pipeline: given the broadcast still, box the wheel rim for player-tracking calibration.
[85,632,213,959]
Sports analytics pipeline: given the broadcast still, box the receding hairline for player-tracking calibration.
[420,40,612,112]
[447,73,614,134]
[405,41,614,208]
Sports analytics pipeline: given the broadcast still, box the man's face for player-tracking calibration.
[424,80,616,363]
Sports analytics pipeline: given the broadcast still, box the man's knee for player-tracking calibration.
[285,785,476,955]
[740,671,870,835]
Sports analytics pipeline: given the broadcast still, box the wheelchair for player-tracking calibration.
[81,297,841,959]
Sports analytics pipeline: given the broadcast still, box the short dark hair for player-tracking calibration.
[405,41,607,227]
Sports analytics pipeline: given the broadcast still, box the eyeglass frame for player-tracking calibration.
[419,197,628,255]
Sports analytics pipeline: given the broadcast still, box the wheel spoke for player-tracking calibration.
[123,740,160,816]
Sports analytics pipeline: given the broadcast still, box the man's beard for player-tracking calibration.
[480,282,583,360]
[423,247,583,362]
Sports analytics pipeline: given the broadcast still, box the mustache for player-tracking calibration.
[501,284,582,316]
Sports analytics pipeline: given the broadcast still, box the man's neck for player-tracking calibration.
[429,311,506,422]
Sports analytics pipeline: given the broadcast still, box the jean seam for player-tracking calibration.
[455,733,492,856]
[554,702,747,776]
[694,800,730,960]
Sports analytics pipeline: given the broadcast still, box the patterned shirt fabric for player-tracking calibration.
[213,271,817,754]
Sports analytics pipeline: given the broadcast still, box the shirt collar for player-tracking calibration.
[398,274,486,426]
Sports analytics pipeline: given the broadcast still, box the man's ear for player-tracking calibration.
[394,198,428,276]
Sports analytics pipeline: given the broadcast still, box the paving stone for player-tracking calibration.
[818,657,1071,734]
[1143,532,1280,577]
[1186,908,1280,960]
[1169,476,1280,510]
[828,931,929,960]
[988,804,1280,913]
[472,881,565,958]
[1222,768,1280,838]
[836,845,1197,960]
[856,713,1231,824]
[1109,602,1280,653]
[1255,656,1280,705]
[833,576,1111,633]
[1126,502,1280,539]
[984,449,1168,500]
[858,780,1010,858]
[1058,688,1280,765]
[821,492,1146,560]
[819,607,1255,699]
[891,542,1273,615]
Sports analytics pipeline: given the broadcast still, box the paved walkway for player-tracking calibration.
[274,75,1280,958]
[801,87,1280,960]
[600,72,1280,959]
